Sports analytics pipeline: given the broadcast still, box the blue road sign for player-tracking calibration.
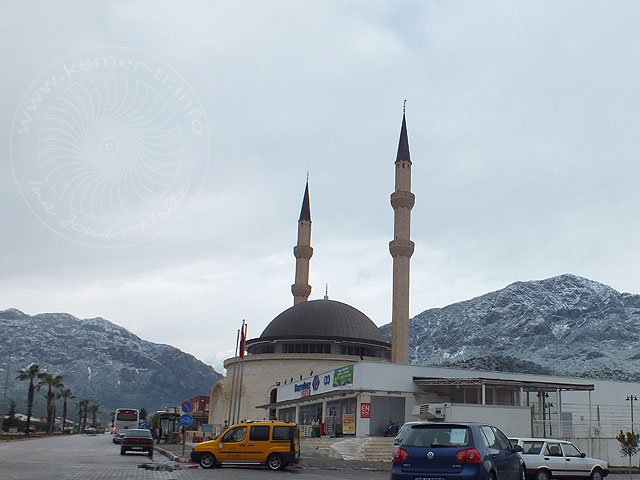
[139,420,151,429]
[179,414,194,427]
[181,400,194,414]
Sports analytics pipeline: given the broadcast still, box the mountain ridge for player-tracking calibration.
[0,308,222,416]
[380,274,640,381]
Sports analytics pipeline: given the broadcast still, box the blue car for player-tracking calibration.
[391,422,525,480]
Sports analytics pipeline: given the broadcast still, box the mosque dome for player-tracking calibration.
[259,299,386,344]
[245,299,390,359]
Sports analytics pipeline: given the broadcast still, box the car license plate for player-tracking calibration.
[415,477,445,480]
[132,446,143,450]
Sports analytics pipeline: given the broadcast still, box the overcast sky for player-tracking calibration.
[3,1,640,373]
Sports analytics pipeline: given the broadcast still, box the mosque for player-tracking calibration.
[204,111,640,467]
[207,111,415,431]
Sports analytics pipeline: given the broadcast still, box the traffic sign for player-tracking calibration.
[181,400,194,414]
[139,420,151,429]
[179,414,194,427]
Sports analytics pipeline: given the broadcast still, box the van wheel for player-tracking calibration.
[199,452,217,469]
[590,468,603,480]
[266,453,284,471]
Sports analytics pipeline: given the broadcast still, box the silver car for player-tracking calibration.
[510,437,608,480]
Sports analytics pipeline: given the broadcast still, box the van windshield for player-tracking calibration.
[403,425,471,448]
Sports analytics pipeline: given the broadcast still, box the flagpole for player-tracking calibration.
[227,328,240,426]
[236,321,247,422]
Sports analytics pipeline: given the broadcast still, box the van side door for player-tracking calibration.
[246,425,271,462]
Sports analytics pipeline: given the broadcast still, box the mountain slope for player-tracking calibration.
[380,274,640,381]
[0,309,222,416]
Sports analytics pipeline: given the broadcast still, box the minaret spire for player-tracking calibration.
[389,105,415,363]
[292,179,313,304]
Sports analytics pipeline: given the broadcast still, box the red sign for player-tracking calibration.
[360,402,371,418]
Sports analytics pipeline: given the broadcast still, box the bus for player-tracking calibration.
[112,408,139,442]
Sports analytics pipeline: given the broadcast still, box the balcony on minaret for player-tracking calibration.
[293,245,313,260]
[291,283,312,298]
[390,191,415,210]
[389,239,415,258]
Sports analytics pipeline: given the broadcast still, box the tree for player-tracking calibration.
[4,400,18,431]
[38,372,64,434]
[88,403,100,427]
[140,407,148,421]
[76,399,89,432]
[58,388,74,432]
[616,430,640,479]
[17,364,43,435]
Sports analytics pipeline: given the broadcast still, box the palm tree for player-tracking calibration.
[38,372,63,434]
[17,364,43,435]
[76,399,89,432]
[88,403,100,427]
[57,388,74,432]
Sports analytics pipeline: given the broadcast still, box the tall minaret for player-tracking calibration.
[292,180,313,304]
[389,106,415,363]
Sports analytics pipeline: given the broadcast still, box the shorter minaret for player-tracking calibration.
[291,180,313,304]
[389,106,415,363]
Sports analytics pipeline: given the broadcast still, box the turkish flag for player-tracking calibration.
[239,323,247,358]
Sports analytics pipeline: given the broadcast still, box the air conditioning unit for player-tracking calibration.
[412,403,447,420]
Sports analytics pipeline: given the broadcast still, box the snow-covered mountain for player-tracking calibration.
[0,309,222,415]
[380,274,640,381]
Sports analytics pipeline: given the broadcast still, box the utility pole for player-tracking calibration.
[626,395,637,434]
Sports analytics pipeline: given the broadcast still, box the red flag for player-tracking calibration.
[239,322,247,358]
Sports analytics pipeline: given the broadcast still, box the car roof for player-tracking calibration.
[513,438,571,443]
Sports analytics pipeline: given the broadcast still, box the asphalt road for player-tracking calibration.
[0,434,391,479]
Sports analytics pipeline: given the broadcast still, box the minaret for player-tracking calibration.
[389,106,415,364]
[292,180,313,304]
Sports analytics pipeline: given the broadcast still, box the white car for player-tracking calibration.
[510,438,608,480]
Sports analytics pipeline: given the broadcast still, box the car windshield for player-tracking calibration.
[522,441,544,454]
[403,425,470,447]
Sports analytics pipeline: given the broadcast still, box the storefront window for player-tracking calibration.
[298,403,322,425]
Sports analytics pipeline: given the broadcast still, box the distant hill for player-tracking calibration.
[380,274,640,381]
[0,309,222,416]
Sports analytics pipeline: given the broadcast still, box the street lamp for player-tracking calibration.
[626,395,638,434]
[546,403,554,437]
[537,392,549,437]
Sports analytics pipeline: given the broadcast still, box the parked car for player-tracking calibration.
[392,422,524,480]
[190,420,300,471]
[112,432,125,444]
[510,438,608,480]
[120,428,154,458]
[85,427,97,435]
[394,421,424,449]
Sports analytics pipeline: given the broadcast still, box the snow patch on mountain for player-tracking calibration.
[380,274,640,381]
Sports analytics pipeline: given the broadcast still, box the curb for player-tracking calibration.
[154,446,190,463]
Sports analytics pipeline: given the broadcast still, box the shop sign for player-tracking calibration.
[360,402,371,418]
[343,413,355,434]
[294,381,311,393]
[301,388,311,397]
[333,365,354,387]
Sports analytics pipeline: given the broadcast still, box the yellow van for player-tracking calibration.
[190,420,300,470]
